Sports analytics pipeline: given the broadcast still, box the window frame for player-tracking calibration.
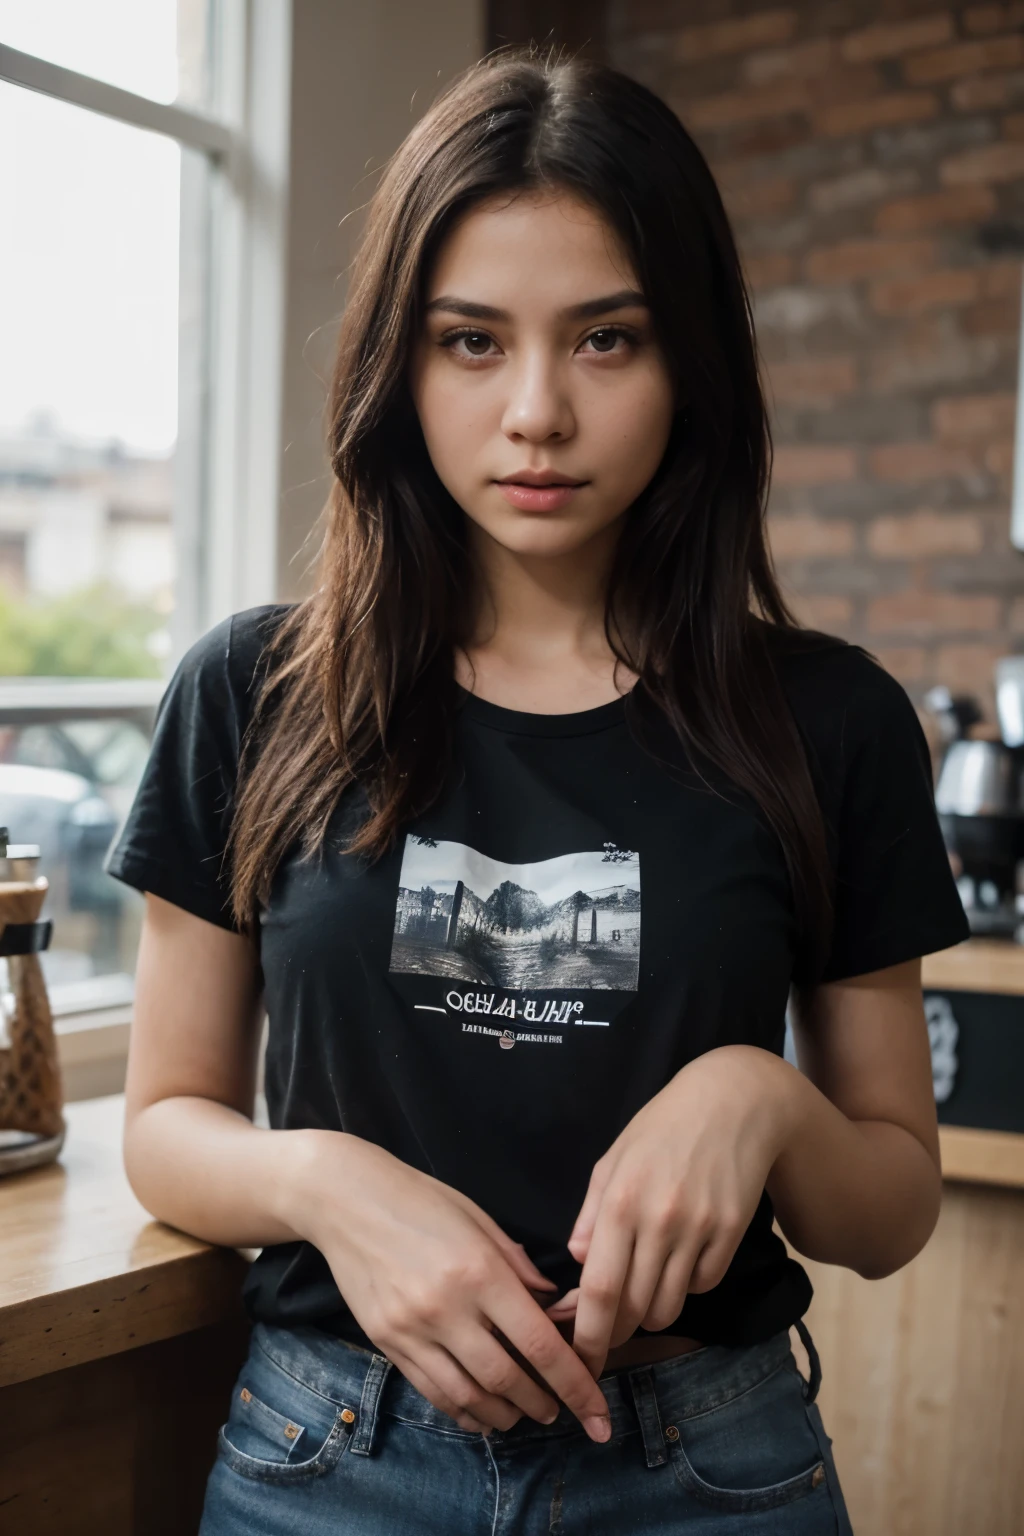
[0,4,291,1046]
[1012,266,1024,551]
[1,5,291,646]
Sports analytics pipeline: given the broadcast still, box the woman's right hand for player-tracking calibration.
[290,1129,612,1440]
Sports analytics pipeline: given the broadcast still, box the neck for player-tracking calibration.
[464,520,622,672]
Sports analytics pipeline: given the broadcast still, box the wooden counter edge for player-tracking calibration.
[939,1124,1024,1190]
[922,939,1024,996]
[0,1243,251,1390]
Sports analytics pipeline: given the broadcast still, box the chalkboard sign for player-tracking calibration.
[783,992,1024,1137]
[924,990,1024,1135]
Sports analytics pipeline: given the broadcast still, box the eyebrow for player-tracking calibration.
[423,288,649,322]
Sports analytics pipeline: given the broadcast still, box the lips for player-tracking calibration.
[496,483,584,511]
[497,470,586,487]
[494,472,587,512]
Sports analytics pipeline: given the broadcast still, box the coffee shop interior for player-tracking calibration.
[1,1,1024,1531]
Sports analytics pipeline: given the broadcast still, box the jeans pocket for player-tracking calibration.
[666,1359,828,1515]
[217,1340,355,1485]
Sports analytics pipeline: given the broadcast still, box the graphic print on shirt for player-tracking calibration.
[388,836,640,1046]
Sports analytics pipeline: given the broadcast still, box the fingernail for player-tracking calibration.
[584,1415,611,1443]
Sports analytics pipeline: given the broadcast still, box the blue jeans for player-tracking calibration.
[199,1318,853,1533]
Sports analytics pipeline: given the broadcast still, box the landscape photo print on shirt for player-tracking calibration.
[388,835,641,1048]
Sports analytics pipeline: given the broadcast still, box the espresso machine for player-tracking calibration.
[930,661,1024,939]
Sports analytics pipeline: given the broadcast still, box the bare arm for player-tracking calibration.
[121,892,307,1248]
[767,956,942,1280]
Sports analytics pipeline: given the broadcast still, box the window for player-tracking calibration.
[0,3,289,1023]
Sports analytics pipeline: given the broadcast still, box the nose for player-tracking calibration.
[499,352,575,445]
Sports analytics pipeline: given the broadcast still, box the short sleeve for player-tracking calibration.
[104,611,259,931]
[815,658,970,983]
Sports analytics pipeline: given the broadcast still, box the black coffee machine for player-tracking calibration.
[929,683,1024,938]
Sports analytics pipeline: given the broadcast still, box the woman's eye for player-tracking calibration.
[443,329,496,358]
[581,327,632,355]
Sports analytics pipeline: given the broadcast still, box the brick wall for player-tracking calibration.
[610,1,1024,722]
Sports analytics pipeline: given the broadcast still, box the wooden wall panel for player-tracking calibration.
[0,1321,250,1536]
[801,1183,1024,1536]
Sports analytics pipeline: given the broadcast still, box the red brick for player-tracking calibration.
[962,296,1021,335]
[932,392,1018,441]
[809,167,921,215]
[867,591,1001,635]
[820,64,886,104]
[788,593,854,631]
[874,185,996,234]
[869,442,982,482]
[941,140,1024,183]
[772,445,859,486]
[813,91,938,138]
[806,237,934,283]
[612,2,1023,696]
[841,15,955,63]
[724,177,798,220]
[981,508,1020,552]
[934,643,1008,693]
[869,270,982,315]
[685,80,809,131]
[867,512,984,558]
[716,118,812,160]
[869,330,1003,391]
[951,69,1024,110]
[769,515,857,559]
[984,262,1024,298]
[986,439,1017,475]
[872,645,928,681]
[674,10,797,63]
[742,37,835,85]
[765,356,859,405]
[963,4,1024,36]
[743,251,795,290]
[906,35,1024,84]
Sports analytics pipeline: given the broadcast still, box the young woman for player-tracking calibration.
[107,50,968,1535]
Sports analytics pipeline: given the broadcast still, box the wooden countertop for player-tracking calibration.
[922,937,1024,996]
[0,1094,250,1390]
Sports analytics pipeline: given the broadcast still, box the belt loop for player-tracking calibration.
[627,1365,668,1469]
[794,1318,822,1405]
[347,1352,394,1457]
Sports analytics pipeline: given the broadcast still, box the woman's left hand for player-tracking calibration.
[559,1045,800,1380]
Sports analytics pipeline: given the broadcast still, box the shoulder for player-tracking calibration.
[172,601,297,703]
[776,629,914,712]
[225,601,298,695]
[762,626,927,779]
[151,603,298,760]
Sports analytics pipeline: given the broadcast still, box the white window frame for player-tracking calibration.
[1011,268,1024,551]
[0,6,291,1065]
[0,1,290,648]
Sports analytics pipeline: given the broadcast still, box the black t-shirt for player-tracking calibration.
[105,602,969,1349]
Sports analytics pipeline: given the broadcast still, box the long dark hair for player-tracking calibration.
[227,48,836,973]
